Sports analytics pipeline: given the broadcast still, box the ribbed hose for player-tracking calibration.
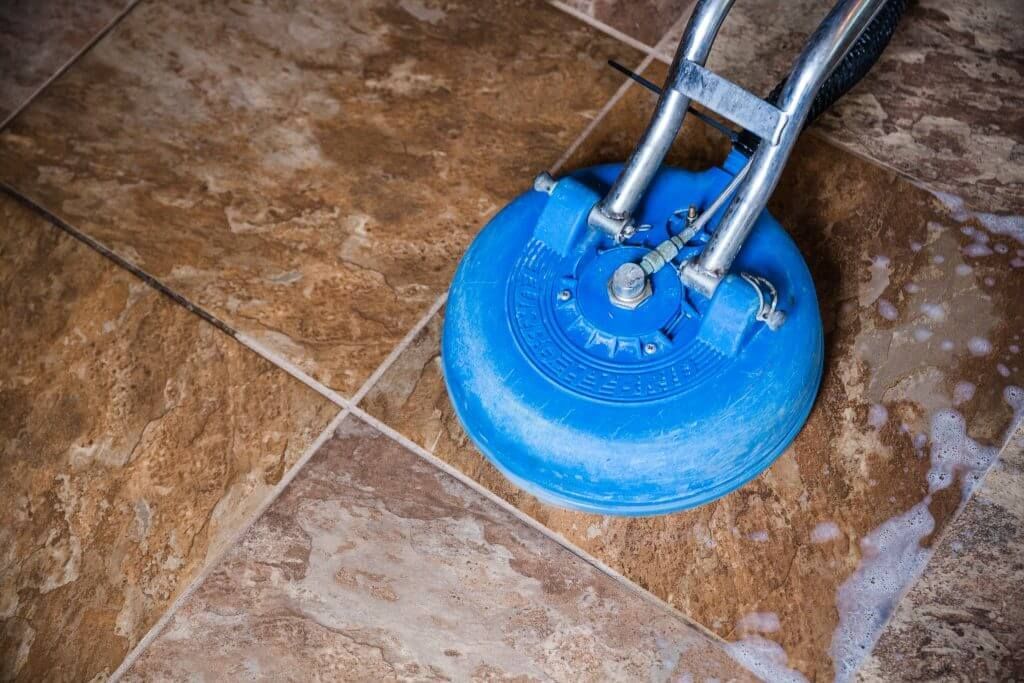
[735,0,907,155]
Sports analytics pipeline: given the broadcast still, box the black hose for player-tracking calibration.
[735,0,908,155]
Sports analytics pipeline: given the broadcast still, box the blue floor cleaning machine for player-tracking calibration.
[443,0,906,515]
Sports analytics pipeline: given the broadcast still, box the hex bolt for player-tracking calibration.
[644,342,657,355]
[557,289,572,301]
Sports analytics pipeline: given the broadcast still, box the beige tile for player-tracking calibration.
[122,416,755,682]
[0,194,336,681]
[0,0,645,397]
[0,0,132,123]
[857,420,1024,682]
[361,78,1024,679]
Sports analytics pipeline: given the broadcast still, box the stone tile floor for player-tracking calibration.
[1,0,1021,681]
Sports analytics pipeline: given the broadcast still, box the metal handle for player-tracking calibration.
[682,0,886,295]
[588,0,735,239]
[589,0,887,295]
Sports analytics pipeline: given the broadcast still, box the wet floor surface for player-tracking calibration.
[1,0,1021,680]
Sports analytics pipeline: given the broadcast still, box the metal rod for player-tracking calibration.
[607,60,739,142]
[589,0,736,237]
[682,0,887,294]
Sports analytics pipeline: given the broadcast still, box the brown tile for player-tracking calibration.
[858,419,1024,681]
[123,416,754,682]
[0,0,132,123]
[361,78,1024,680]
[687,0,1024,213]
[0,194,336,681]
[0,0,644,397]
[558,0,692,47]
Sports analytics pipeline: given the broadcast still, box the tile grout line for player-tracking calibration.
[0,0,144,132]
[109,405,353,681]
[548,1,659,57]
[347,405,740,652]
[349,291,448,406]
[1,183,349,409]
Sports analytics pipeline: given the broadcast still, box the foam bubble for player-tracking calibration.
[995,243,1009,254]
[877,299,898,321]
[726,637,808,683]
[954,263,972,276]
[811,521,842,544]
[927,409,998,498]
[984,276,996,286]
[952,381,975,405]
[904,282,921,294]
[932,255,945,265]
[940,340,955,352]
[909,241,922,252]
[748,530,769,543]
[913,328,933,343]
[997,364,1010,378]
[967,337,992,356]
[738,612,781,633]
[964,243,993,257]
[920,303,945,321]
[1010,344,1020,354]
[867,404,888,430]
[830,502,934,683]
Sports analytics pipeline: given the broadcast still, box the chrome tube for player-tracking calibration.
[589,0,735,235]
[682,0,886,294]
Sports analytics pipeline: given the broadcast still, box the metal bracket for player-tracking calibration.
[673,61,788,145]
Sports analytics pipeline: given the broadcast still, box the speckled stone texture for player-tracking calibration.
[122,416,755,682]
[857,422,1024,681]
[362,78,1024,680]
[0,0,644,397]
[0,0,132,123]
[0,194,336,681]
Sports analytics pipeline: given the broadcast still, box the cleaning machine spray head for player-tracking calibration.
[442,0,906,515]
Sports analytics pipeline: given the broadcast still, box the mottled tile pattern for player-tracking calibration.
[0,0,643,396]
[0,0,132,124]
[0,195,336,681]
[362,79,1024,680]
[123,416,754,682]
[558,0,692,47]
[857,419,1024,681]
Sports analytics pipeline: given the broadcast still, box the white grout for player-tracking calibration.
[234,332,348,408]
[0,0,144,131]
[109,405,352,681]
[349,291,448,406]
[347,406,734,647]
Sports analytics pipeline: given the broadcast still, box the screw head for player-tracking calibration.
[643,342,657,355]
[557,289,572,302]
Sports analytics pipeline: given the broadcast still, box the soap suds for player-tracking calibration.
[913,328,932,343]
[747,530,769,543]
[952,381,975,405]
[811,521,841,544]
[867,404,888,430]
[919,303,945,321]
[967,337,992,356]
[737,612,781,633]
[726,637,807,683]
[877,299,898,321]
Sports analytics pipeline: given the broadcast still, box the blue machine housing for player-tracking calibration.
[443,153,824,516]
